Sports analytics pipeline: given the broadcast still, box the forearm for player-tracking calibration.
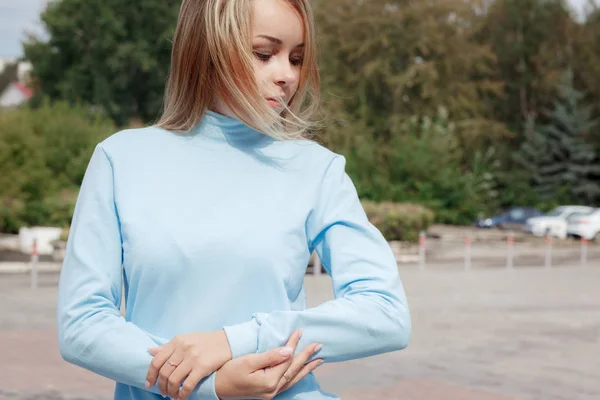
[58,302,219,399]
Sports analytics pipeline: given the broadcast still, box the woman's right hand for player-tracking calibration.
[214,329,323,400]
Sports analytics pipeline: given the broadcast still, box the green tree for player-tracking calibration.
[0,61,19,93]
[23,0,180,126]
[573,4,600,147]
[318,107,501,224]
[513,115,555,201]
[315,0,510,155]
[477,0,575,136]
[515,71,600,204]
[386,111,501,224]
[313,0,510,223]
[0,101,114,232]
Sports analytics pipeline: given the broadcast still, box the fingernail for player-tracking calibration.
[297,329,303,338]
[145,380,151,389]
[280,346,294,356]
[318,359,324,367]
[314,344,322,352]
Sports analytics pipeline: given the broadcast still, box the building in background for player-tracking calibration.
[0,81,33,108]
[0,58,33,109]
[0,58,32,81]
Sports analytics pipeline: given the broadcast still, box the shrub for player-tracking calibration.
[362,201,434,242]
[0,101,114,233]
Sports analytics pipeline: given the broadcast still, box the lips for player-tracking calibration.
[266,97,284,109]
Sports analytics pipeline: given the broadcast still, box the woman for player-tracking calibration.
[57,0,411,399]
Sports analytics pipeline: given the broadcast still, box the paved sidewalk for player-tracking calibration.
[1,265,598,399]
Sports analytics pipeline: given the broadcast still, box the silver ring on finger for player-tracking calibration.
[283,373,292,383]
[167,360,179,368]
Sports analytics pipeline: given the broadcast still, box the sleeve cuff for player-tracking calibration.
[223,319,260,359]
[190,371,219,400]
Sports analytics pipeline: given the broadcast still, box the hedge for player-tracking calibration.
[362,201,434,242]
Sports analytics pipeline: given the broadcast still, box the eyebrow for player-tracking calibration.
[256,35,304,48]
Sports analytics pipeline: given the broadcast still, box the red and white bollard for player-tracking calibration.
[506,231,515,269]
[419,231,426,271]
[581,237,588,267]
[545,235,552,269]
[465,234,472,270]
[31,238,39,289]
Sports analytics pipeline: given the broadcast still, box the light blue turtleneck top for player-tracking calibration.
[57,110,411,399]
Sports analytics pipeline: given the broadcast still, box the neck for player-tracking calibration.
[212,98,239,121]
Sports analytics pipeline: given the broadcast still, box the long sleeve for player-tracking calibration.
[57,145,218,400]
[223,155,411,362]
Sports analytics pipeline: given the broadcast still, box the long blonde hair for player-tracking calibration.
[156,0,320,140]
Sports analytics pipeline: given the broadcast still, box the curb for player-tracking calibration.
[0,262,62,274]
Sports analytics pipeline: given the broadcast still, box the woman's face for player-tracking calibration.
[251,0,304,113]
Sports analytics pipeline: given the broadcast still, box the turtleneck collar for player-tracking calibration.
[195,110,267,143]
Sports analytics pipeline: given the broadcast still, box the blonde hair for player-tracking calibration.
[156,0,320,140]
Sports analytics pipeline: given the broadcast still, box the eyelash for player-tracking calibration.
[253,52,303,66]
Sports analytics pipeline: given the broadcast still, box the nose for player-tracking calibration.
[273,58,296,88]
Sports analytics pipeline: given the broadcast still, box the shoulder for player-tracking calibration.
[274,138,345,172]
[96,125,171,159]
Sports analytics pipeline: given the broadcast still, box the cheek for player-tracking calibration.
[290,71,301,96]
[252,61,269,86]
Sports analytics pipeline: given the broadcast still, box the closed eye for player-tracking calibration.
[254,52,271,62]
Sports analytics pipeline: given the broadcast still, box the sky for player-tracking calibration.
[0,0,598,58]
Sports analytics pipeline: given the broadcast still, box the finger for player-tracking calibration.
[146,344,175,389]
[264,330,303,378]
[178,368,206,400]
[158,350,184,397]
[247,329,302,371]
[246,345,295,371]
[280,358,323,394]
[277,343,321,391]
[147,344,164,355]
[286,329,303,346]
[167,360,192,399]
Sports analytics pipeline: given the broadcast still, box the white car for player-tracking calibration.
[525,205,595,239]
[567,208,600,241]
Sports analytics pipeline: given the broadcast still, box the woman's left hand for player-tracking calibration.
[145,330,232,399]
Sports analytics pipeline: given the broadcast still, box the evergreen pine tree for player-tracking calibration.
[542,70,600,204]
[514,114,554,200]
[516,70,600,204]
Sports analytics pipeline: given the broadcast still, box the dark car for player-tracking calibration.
[475,207,544,230]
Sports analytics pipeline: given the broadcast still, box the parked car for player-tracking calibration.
[525,205,596,239]
[475,207,544,230]
[566,208,600,241]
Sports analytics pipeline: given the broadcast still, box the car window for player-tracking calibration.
[509,209,525,220]
[583,209,600,219]
[546,207,566,217]
[568,212,589,221]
